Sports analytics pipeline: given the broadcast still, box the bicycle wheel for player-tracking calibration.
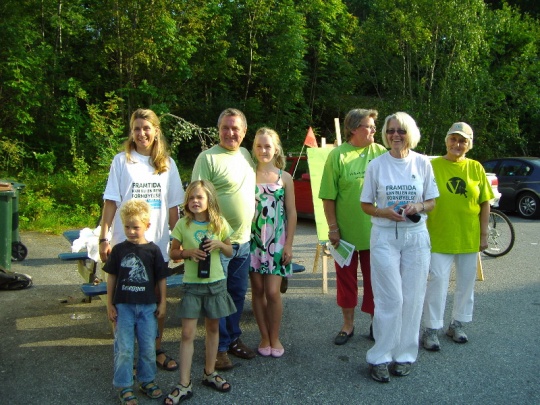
[483,209,515,257]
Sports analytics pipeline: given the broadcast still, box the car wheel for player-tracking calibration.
[517,192,540,219]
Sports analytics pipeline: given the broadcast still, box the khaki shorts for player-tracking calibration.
[179,279,237,319]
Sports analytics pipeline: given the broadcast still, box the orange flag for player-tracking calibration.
[304,127,318,148]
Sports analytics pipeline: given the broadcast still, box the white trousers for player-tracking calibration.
[422,252,477,329]
[366,225,431,365]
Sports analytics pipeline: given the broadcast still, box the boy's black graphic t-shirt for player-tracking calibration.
[103,240,169,305]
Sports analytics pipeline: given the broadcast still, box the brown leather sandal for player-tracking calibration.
[227,338,255,359]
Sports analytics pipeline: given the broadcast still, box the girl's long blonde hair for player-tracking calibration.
[182,180,225,236]
[124,108,170,174]
[252,127,286,169]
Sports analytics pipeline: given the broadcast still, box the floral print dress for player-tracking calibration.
[249,170,291,276]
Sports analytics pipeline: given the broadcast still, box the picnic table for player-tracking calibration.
[58,230,184,299]
[58,229,305,299]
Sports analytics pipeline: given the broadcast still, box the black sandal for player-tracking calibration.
[118,388,138,405]
[156,349,179,371]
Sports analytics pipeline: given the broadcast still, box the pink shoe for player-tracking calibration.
[258,346,271,357]
[271,348,285,358]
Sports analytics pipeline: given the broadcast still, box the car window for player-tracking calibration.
[516,164,532,176]
[286,157,310,181]
[498,160,526,177]
[483,160,498,174]
[294,158,309,181]
[285,159,293,173]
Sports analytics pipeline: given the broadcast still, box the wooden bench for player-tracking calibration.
[292,263,305,273]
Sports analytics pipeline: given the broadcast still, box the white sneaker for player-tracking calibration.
[422,328,441,351]
[446,320,468,343]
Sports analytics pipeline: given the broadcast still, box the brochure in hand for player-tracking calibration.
[327,239,355,268]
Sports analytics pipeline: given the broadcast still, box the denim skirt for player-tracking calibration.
[179,279,237,319]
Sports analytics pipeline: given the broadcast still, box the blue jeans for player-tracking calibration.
[113,303,158,388]
[218,242,250,352]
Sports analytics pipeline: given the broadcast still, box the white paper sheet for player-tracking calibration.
[327,239,355,267]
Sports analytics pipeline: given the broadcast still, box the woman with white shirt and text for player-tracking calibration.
[360,112,439,382]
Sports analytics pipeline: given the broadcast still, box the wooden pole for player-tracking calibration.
[334,118,342,145]
[322,245,328,294]
[476,253,484,281]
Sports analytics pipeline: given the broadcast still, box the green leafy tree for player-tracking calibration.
[0,1,50,148]
[356,0,491,156]
[299,0,360,133]
[482,3,540,156]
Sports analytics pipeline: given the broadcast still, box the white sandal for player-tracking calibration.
[164,382,192,405]
[202,369,231,392]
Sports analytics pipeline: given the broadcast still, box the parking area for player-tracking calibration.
[1,216,539,404]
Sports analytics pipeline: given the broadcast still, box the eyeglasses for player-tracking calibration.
[386,128,407,135]
[358,124,376,131]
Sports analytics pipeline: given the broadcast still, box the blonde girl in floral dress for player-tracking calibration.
[249,127,297,358]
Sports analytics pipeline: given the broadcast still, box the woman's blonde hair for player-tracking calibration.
[252,127,286,170]
[381,112,421,150]
[119,199,151,226]
[124,108,170,174]
[182,180,225,236]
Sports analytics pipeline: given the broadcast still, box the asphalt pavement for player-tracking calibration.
[1,216,539,405]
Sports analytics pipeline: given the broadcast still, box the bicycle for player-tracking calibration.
[483,208,515,257]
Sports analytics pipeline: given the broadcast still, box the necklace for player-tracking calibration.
[348,141,366,158]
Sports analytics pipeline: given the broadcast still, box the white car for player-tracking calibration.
[486,172,501,207]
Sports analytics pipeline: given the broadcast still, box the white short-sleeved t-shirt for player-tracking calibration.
[103,150,184,261]
[361,151,439,228]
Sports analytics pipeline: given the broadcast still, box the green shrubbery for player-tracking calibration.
[5,168,105,234]
[2,159,192,235]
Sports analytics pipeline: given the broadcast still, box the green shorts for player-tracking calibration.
[178,279,237,319]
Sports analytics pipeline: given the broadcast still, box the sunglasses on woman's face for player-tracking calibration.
[386,128,407,135]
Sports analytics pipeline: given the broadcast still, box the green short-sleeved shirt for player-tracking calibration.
[171,217,233,283]
[191,145,256,244]
[427,157,495,253]
[318,142,387,250]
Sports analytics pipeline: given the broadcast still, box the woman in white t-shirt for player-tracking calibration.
[360,112,439,382]
[99,108,184,372]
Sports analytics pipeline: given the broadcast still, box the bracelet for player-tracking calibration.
[328,223,337,227]
[420,202,425,212]
[328,229,340,233]
[374,208,379,217]
[99,238,109,244]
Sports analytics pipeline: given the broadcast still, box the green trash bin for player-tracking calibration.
[0,188,15,271]
[0,179,27,261]
[9,181,27,261]
[0,179,28,262]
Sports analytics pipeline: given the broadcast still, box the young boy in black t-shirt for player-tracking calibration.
[104,199,169,404]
